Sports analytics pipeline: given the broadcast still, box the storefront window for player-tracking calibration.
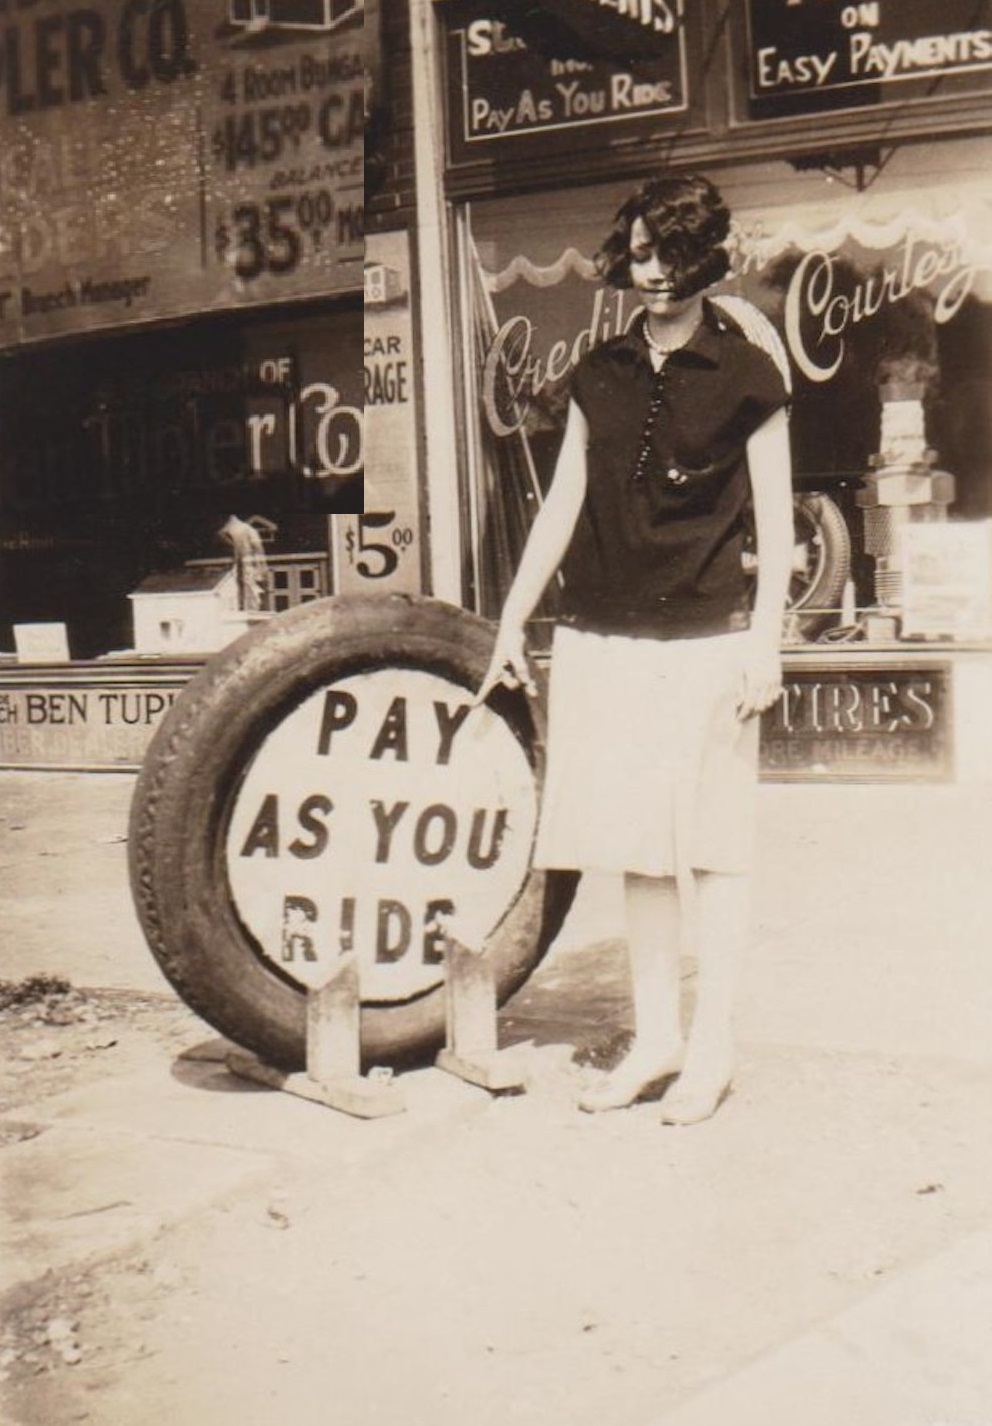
[462,136,992,645]
[0,303,362,658]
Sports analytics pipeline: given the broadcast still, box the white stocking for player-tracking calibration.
[620,872,685,1072]
[664,869,749,1119]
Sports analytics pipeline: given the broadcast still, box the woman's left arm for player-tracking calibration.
[739,405,794,720]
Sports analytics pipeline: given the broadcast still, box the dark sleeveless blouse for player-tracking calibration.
[561,302,789,639]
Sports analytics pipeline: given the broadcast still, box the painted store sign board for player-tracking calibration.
[745,0,992,119]
[0,666,194,768]
[333,230,423,596]
[0,0,365,348]
[444,0,689,163]
[760,661,953,780]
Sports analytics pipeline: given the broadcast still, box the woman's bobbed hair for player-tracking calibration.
[596,173,731,300]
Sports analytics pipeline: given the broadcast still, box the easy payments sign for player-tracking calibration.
[225,668,539,1001]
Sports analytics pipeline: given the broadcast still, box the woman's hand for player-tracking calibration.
[472,623,536,705]
[737,631,783,721]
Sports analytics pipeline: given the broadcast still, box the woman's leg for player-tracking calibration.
[624,872,686,1067]
[578,872,685,1111]
[661,868,748,1124]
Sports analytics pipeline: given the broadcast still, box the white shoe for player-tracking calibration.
[578,1055,682,1113]
[660,1080,732,1126]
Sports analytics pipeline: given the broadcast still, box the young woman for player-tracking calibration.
[475,173,794,1125]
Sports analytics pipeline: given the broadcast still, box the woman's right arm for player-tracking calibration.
[475,398,589,700]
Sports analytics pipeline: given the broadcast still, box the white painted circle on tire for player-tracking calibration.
[225,667,539,1001]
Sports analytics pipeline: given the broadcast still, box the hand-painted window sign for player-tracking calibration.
[476,0,682,59]
[444,2,688,161]
[746,0,992,117]
[0,0,366,348]
[582,0,678,40]
[226,667,538,1001]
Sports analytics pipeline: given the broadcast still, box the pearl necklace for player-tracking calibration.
[643,323,694,358]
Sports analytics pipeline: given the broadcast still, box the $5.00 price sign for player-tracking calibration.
[345,513,417,582]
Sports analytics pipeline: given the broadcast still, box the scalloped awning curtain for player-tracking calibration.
[434,0,681,61]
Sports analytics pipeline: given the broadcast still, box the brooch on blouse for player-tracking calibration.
[632,462,689,487]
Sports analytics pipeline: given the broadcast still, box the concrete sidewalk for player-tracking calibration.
[652,1226,992,1426]
[0,1045,493,1298]
[2,770,992,1424]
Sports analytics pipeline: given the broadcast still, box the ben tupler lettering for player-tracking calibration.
[18,688,174,726]
[26,691,87,724]
[0,679,182,770]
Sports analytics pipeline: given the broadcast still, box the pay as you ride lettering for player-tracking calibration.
[228,677,536,993]
[238,691,507,875]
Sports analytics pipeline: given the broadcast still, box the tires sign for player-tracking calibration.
[225,667,539,1000]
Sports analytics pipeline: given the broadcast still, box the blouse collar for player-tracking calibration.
[616,299,729,369]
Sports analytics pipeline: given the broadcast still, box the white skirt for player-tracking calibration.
[533,625,759,877]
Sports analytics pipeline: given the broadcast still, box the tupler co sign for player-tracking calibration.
[130,595,575,1068]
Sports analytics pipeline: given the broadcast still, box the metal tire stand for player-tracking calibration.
[226,953,406,1118]
[435,936,528,1094]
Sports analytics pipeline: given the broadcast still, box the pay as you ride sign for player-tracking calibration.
[129,595,573,1069]
[226,667,538,1001]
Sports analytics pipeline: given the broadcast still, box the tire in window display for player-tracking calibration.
[743,490,852,641]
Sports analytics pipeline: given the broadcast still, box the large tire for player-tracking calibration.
[128,595,578,1070]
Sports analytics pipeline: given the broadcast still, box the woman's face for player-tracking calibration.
[627,216,696,318]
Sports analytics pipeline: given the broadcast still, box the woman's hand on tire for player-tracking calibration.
[473,624,536,704]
